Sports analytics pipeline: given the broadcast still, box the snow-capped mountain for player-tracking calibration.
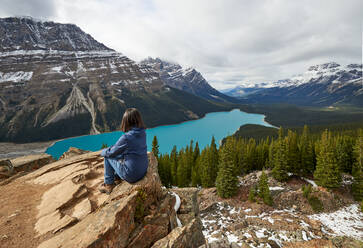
[0,17,226,142]
[140,57,236,103]
[225,62,362,106]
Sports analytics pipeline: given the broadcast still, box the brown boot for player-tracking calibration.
[99,183,115,195]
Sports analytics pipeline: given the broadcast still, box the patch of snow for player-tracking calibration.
[51,66,63,73]
[170,192,182,227]
[308,204,363,240]
[302,177,318,187]
[0,71,33,83]
[226,232,239,243]
[255,229,266,238]
[244,208,252,213]
[269,186,284,191]
[302,230,309,241]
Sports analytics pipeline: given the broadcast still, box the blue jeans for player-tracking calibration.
[104,158,122,185]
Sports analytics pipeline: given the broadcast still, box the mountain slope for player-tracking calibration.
[0,17,229,142]
[231,62,363,106]
[140,57,237,103]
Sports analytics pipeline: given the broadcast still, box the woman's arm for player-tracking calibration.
[100,135,127,158]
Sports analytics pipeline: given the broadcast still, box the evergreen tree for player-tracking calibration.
[210,136,219,171]
[216,138,239,198]
[194,142,200,162]
[170,146,178,185]
[287,130,301,174]
[248,187,256,202]
[152,136,159,158]
[314,130,341,189]
[258,170,273,205]
[177,149,189,187]
[268,139,277,169]
[352,129,363,201]
[300,125,315,175]
[192,150,202,186]
[191,141,201,186]
[158,154,171,187]
[272,128,289,181]
[200,137,219,187]
[336,135,354,173]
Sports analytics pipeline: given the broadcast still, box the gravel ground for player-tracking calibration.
[0,141,54,159]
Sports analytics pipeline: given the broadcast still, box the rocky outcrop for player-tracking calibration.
[152,218,205,248]
[59,147,90,160]
[1,151,205,248]
[152,187,205,248]
[0,153,54,184]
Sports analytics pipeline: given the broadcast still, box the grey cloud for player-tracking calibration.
[0,0,56,19]
[0,0,361,90]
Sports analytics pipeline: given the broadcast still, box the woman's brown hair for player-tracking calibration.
[120,108,146,132]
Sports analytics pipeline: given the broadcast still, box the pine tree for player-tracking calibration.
[314,130,341,189]
[210,136,219,171]
[272,128,289,181]
[194,142,200,162]
[192,151,202,186]
[170,146,178,186]
[177,149,189,187]
[258,170,273,205]
[336,135,354,173]
[152,136,159,158]
[287,130,301,175]
[191,141,201,186]
[200,137,219,187]
[248,187,256,202]
[352,129,363,201]
[300,125,315,176]
[158,154,171,187]
[268,139,277,169]
[216,138,239,198]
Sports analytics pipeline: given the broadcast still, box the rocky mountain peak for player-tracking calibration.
[140,57,236,103]
[307,62,340,72]
[0,16,112,52]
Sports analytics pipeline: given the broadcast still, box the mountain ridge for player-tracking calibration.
[224,62,362,106]
[140,57,237,103]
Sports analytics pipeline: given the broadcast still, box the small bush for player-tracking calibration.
[248,187,256,202]
[135,189,147,221]
[308,196,324,212]
[302,184,312,198]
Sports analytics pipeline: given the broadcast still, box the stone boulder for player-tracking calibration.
[0,153,54,185]
[152,218,205,248]
[0,159,13,178]
[11,153,55,174]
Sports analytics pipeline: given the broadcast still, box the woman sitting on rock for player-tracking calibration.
[99,108,148,194]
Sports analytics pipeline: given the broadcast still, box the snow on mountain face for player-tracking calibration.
[234,62,363,106]
[224,62,362,98]
[140,57,236,102]
[0,17,111,52]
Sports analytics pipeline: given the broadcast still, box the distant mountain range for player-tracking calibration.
[223,62,363,106]
[140,57,236,103]
[0,17,230,142]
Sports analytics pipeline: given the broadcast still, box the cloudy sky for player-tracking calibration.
[0,0,361,89]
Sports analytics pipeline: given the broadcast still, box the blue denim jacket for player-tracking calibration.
[101,127,148,182]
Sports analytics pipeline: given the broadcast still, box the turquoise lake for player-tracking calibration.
[46,109,273,159]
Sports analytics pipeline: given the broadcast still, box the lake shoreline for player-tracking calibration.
[1,108,274,159]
